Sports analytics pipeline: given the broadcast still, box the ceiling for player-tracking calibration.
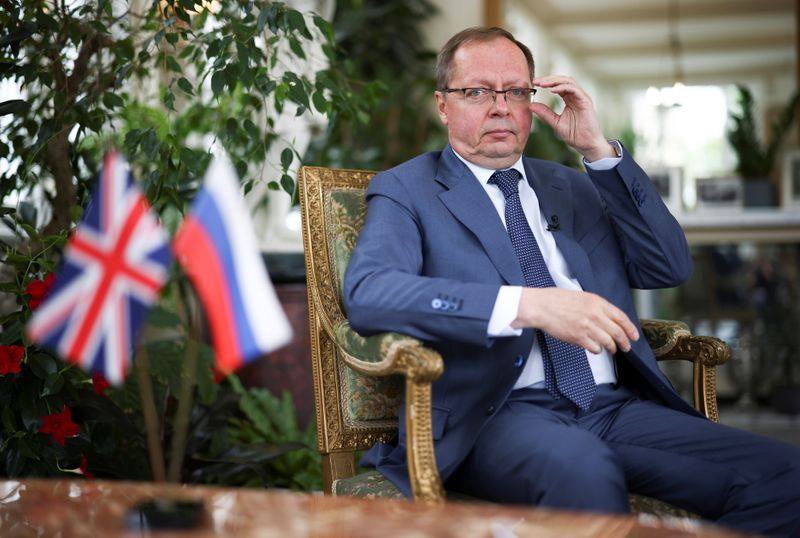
[516,0,797,88]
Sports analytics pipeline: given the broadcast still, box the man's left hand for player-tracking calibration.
[530,75,617,162]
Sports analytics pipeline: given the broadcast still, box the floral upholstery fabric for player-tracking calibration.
[328,190,367,303]
[332,321,404,423]
[333,470,405,499]
[340,365,402,423]
[327,190,403,423]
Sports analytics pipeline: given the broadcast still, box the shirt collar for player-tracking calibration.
[450,148,526,186]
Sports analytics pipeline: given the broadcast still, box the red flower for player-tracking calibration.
[92,374,110,396]
[0,345,24,375]
[25,273,55,310]
[39,406,80,446]
[79,455,94,479]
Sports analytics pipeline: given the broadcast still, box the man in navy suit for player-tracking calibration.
[344,26,800,536]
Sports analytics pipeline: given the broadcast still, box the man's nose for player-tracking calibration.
[490,92,511,112]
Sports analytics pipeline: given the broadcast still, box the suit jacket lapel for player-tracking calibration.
[523,159,599,293]
[435,147,526,286]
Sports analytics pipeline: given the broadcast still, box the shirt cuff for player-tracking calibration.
[584,140,623,170]
[488,286,523,337]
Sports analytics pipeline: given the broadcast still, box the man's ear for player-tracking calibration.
[434,91,448,125]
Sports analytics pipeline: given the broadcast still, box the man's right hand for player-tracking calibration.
[512,287,639,354]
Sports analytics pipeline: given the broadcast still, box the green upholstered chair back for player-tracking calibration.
[298,167,402,461]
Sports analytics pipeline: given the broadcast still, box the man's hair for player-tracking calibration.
[435,26,535,90]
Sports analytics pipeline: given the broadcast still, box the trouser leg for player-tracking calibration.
[446,388,629,512]
[599,388,800,537]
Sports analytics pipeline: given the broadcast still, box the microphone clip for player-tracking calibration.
[546,214,560,232]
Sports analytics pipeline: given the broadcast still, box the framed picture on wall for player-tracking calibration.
[647,166,682,212]
[695,177,743,208]
[781,150,800,208]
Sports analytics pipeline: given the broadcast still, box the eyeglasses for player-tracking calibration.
[442,87,537,105]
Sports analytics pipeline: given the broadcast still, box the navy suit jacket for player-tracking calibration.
[343,145,699,496]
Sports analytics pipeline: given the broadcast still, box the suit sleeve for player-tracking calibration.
[343,171,500,347]
[586,151,693,289]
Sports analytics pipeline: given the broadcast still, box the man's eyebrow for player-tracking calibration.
[458,80,531,88]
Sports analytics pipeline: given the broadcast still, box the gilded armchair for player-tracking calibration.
[298,165,731,514]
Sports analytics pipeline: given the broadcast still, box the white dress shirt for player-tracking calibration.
[452,149,621,389]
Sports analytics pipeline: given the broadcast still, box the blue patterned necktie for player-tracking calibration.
[489,168,596,411]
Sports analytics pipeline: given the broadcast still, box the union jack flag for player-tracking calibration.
[27,151,171,385]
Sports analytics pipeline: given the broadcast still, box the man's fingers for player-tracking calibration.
[607,304,640,342]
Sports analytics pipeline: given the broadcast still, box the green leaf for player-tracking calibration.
[257,7,270,32]
[194,345,218,405]
[0,100,29,116]
[42,372,64,396]
[4,442,26,475]
[235,159,247,179]
[286,10,310,39]
[20,222,38,241]
[177,77,194,95]
[175,8,192,26]
[193,442,304,465]
[0,282,18,293]
[16,435,40,459]
[102,92,124,109]
[206,38,223,59]
[288,38,306,60]
[211,70,225,96]
[280,147,293,171]
[27,352,58,380]
[1,406,17,433]
[166,55,182,73]
[243,119,260,141]
[116,63,133,85]
[164,90,175,111]
[311,14,333,41]
[312,90,329,115]
[280,173,294,196]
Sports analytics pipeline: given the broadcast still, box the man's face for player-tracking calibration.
[435,37,533,170]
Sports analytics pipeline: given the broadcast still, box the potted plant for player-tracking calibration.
[726,84,800,206]
[0,0,366,484]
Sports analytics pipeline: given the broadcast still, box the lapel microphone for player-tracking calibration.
[546,214,560,232]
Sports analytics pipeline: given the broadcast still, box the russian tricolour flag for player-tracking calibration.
[173,154,292,373]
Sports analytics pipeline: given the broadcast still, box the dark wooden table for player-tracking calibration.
[0,479,751,537]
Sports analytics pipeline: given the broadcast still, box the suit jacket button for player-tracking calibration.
[486,405,495,416]
[514,355,525,368]
[431,298,442,309]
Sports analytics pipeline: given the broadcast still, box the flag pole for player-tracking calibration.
[136,346,167,482]
[166,283,199,483]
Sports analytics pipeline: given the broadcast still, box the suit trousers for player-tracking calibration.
[445,383,800,537]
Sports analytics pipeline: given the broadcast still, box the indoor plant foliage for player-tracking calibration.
[305,0,447,170]
[0,247,321,486]
[726,84,799,204]
[0,0,362,484]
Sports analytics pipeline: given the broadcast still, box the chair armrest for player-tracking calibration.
[642,318,730,367]
[332,320,445,501]
[641,319,731,422]
[333,320,444,383]
[641,319,691,357]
